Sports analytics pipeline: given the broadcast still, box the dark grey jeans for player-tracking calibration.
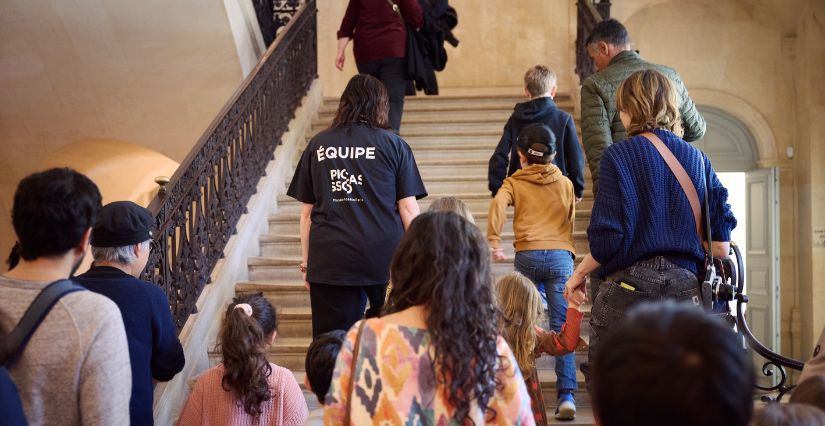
[580,256,701,397]
[356,57,406,133]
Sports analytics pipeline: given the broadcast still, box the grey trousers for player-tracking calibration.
[581,256,701,397]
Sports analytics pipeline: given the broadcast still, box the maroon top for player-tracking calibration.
[337,0,424,63]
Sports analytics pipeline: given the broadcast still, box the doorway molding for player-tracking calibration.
[690,89,778,164]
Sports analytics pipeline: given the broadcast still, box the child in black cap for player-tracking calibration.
[487,122,582,420]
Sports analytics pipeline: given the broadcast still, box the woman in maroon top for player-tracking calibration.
[335,0,423,133]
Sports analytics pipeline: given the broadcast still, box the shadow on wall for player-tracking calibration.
[0,139,179,273]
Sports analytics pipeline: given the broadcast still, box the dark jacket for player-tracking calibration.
[73,266,185,426]
[581,50,706,194]
[488,97,586,198]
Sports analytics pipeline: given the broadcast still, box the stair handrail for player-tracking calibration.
[575,0,611,85]
[141,0,317,334]
[726,242,805,402]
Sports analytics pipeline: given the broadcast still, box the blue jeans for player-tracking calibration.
[514,249,577,391]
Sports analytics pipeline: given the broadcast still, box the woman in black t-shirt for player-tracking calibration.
[287,74,427,338]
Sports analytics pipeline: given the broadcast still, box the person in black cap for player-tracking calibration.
[486,122,582,420]
[73,201,185,426]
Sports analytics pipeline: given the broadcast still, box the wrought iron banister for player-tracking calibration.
[726,242,805,402]
[575,0,611,85]
[142,0,317,334]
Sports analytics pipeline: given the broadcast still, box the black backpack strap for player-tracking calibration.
[0,279,85,367]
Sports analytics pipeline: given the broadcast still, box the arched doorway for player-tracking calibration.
[696,105,779,387]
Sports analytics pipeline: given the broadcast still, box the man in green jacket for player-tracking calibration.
[581,18,706,194]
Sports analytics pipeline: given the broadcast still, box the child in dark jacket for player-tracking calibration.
[488,65,586,200]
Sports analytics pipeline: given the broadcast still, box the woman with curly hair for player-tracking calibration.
[324,211,534,425]
[565,69,737,397]
[177,293,308,426]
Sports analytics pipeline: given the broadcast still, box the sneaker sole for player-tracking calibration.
[555,401,576,420]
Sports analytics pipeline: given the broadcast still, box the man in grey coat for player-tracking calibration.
[581,18,706,195]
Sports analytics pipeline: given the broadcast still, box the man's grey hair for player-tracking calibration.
[92,239,151,266]
[586,18,630,48]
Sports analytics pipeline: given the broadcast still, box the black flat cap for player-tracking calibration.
[91,201,153,247]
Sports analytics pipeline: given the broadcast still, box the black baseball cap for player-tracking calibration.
[516,123,557,158]
[90,201,153,247]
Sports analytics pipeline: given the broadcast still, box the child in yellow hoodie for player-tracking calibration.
[488,122,579,419]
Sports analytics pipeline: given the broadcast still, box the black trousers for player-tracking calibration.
[309,282,388,338]
[356,58,406,133]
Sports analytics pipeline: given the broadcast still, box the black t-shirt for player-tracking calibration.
[286,124,427,286]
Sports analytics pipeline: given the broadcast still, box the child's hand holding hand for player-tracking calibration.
[490,247,506,262]
[564,289,586,312]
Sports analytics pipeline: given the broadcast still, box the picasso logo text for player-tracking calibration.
[316,145,375,161]
[330,169,363,194]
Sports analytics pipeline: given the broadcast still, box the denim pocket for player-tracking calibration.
[674,286,703,308]
[514,256,538,284]
[601,281,651,322]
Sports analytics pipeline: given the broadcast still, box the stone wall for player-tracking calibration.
[316,0,578,98]
[0,0,250,270]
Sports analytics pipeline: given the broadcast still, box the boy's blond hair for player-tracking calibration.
[524,65,557,98]
[428,196,475,224]
[496,272,544,376]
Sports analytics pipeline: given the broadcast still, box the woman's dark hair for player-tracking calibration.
[384,211,503,424]
[330,74,392,131]
[753,403,825,426]
[790,375,825,413]
[305,330,347,403]
[219,293,279,419]
[12,168,102,260]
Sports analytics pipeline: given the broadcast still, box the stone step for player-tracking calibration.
[258,231,589,258]
[236,280,310,307]
[247,254,583,282]
[319,93,572,113]
[273,193,593,217]
[315,109,520,125]
[268,210,592,235]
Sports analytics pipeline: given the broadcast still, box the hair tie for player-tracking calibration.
[234,303,253,317]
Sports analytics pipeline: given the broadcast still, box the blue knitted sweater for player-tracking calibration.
[588,130,737,278]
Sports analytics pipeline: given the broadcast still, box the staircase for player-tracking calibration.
[211,92,597,424]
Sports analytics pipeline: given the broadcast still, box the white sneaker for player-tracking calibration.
[555,392,577,420]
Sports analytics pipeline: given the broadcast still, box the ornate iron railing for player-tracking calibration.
[575,0,611,85]
[142,0,317,334]
[255,0,307,46]
[721,242,805,402]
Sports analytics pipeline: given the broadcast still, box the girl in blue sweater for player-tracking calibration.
[564,69,737,395]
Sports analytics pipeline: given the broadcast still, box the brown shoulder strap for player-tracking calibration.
[640,132,703,239]
[343,320,367,426]
[385,0,405,22]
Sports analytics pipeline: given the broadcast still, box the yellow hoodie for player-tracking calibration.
[487,163,576,255]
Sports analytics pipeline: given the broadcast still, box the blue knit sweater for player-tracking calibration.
[588,130,737,278]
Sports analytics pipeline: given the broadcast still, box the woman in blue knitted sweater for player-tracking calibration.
[564,69,737,396]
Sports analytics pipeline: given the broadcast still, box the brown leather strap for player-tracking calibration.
[640,132,703,239]
[343,320,367,426]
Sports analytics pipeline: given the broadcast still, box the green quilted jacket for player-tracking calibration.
[580,50,706,194]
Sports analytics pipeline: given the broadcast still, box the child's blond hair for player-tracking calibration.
[496,272,544,376]
[524,65,557,98]
[428,196,475,224]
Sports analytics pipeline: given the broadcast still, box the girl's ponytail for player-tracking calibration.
[218,293,279,419]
